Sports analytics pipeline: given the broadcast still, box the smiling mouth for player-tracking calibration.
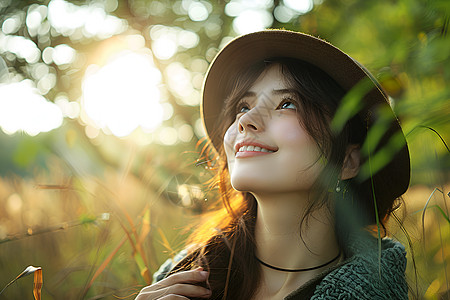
[234,142,278,158]
[237,145,275,153]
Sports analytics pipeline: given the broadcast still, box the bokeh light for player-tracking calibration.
[165,62,199,106]
[0,80,63,136]
[82,50,164,137]
[225,0,274,34]
[0,35,41,63]
[26,4,47,35]
[55,94,80,119]
[47,0,126,40]
[52,44,76,65]
[178,123,194,143]
[187,1,210,22]
[152,37,177,60]
[2,14,23,34]
[159,126,178,145]
[274,5,296,23]
[0,56,9,82]
[150,25,199,60]
[233,10,273,34]
[284,0,313,14]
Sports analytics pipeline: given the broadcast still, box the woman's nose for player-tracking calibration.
[238,107,265,134]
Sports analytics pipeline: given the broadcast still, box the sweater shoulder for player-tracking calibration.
[311,238,408,300]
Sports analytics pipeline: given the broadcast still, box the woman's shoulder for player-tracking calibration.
[311,237,408,300]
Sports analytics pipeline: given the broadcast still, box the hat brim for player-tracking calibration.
[201,29,410,199]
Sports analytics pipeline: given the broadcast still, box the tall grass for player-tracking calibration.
[0,158,197,299]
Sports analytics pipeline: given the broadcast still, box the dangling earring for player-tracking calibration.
[335,179,341,192]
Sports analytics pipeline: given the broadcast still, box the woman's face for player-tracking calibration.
[223,64,325,194]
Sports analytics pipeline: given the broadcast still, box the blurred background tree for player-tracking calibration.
[0,0,448,299]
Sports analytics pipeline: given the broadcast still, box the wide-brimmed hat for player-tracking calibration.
[201,29,410,200]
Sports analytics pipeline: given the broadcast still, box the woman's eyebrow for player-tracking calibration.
[241,89,297,100]
[241,91,256,98]
[272,88,298,95]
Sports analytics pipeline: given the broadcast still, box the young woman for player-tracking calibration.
[135,30,411,299]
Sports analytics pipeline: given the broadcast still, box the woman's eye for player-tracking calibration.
[237,103,250,114]
[279,100,296,110]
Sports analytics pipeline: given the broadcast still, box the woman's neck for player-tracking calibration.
[253,192,341,298]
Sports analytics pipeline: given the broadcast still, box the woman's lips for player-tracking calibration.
[234,142,278,158]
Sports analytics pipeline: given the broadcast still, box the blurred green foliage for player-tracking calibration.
[0,0,449,299]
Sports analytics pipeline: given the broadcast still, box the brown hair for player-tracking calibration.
[168,58,401,299]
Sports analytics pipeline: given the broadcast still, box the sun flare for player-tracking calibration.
[81,50,163,138]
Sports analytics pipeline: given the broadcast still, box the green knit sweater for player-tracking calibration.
[153,234,408,299]
[286,235,408,299]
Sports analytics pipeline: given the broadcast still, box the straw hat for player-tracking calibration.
[201,29,410,200]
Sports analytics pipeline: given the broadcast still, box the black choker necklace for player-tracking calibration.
[255,250,341,272]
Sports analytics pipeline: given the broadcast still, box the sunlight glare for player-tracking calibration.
[82,51,164,137]
[0,80,63,136]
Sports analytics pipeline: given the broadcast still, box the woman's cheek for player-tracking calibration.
[223,122,237,174]
[223,123,237,162]
[274,119,310,147]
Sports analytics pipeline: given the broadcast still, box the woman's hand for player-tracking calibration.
[135,267,211,299]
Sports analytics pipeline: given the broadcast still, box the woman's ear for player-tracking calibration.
[340,144,360,180]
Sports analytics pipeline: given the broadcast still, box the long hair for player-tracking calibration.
[168,58,402,299]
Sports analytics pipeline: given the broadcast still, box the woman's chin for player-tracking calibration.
[230,178,276,194]
[230,178,257,193]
